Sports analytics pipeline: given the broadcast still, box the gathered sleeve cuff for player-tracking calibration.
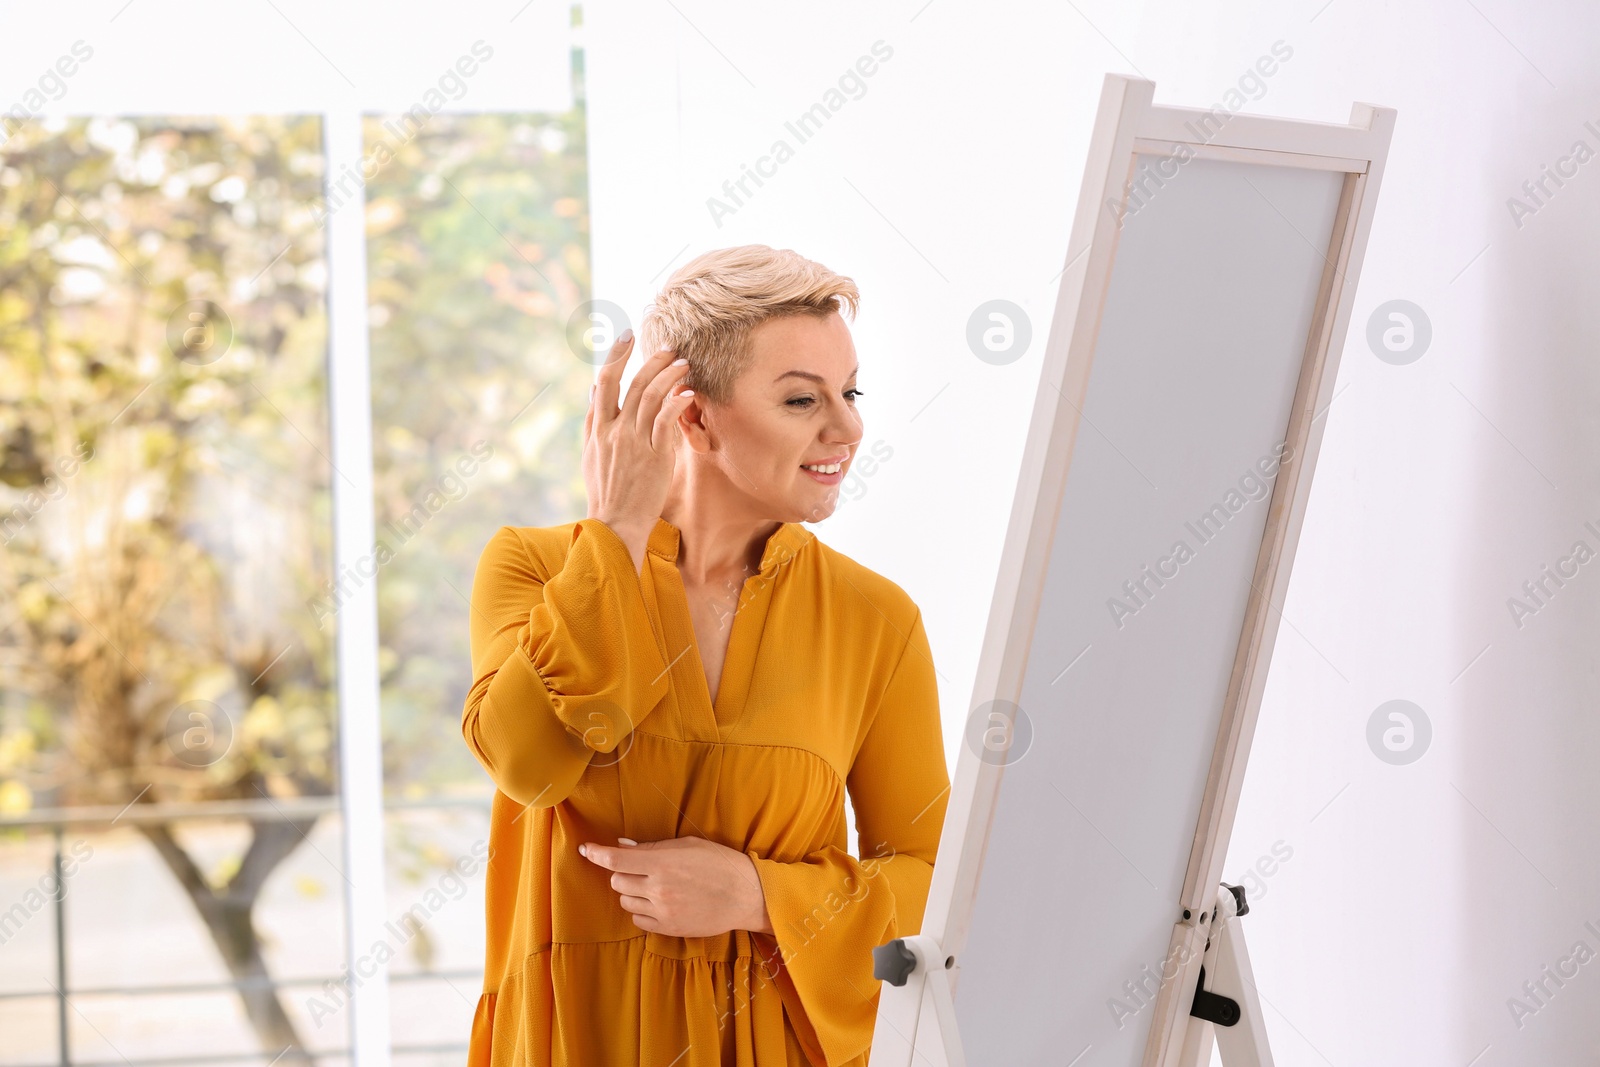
[745,607,951,1066]
[460,520,672,809]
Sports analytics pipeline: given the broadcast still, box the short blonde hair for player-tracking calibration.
[637,244,860,406]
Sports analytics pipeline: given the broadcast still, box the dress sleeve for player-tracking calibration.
[744,607,951,1066]
[461,519,672,809]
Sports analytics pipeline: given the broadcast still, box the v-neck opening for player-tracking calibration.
[684,596,737,727]
[649,517,810,738]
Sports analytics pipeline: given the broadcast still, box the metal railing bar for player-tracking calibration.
[7,1042,471,1067]
[0,794,494,832]
[0,969,483,1002]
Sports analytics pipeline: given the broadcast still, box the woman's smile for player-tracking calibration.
[801,465,845,484]
[800,452,849,484]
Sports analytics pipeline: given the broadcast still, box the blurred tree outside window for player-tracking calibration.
[363,106,590,794]
[361,42,594,1055]
[0,115,345,1063]
[0,30,596,1066]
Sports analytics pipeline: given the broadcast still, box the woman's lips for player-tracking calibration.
[800,464,844,484]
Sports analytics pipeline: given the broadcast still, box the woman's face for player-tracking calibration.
[685,310,864,524]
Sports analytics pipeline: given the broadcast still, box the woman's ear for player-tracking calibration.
[674,391,712,454]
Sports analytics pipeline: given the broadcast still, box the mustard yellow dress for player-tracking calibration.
[461,516,951,1067]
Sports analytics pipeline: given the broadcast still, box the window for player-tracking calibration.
[1,6,580,1064]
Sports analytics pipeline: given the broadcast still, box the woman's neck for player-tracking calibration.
[660,502,781,586]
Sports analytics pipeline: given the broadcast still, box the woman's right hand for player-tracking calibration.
[582,329,695,571]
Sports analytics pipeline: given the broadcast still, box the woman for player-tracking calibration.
[462,245,950,1066]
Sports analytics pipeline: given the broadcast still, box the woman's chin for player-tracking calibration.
[795,496,839,524]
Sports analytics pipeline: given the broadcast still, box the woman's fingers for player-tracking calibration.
[651,383,696,453]
[637,356,692,439]
[609,871,650,897]
[617,894,654,917]
[592,330,635,427]
[620,345,682,425]
[580,326,691,531]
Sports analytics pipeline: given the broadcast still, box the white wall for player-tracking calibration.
[586,2,1600,1063]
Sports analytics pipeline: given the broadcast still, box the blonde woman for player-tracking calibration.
[462,245,950,1066]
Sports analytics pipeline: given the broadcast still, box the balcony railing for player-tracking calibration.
[0,794,493,1067]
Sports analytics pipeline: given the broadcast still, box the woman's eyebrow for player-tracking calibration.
[773,364,861,384]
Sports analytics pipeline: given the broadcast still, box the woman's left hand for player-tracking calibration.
[580,835,775,938]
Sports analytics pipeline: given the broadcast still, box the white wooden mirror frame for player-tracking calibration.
[870,73,1396,1067]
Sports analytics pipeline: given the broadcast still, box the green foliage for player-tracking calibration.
[0,115,336,808]
[0,106,596,801]
[363,108,593,794]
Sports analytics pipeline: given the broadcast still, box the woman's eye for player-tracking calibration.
[788,389,863,409]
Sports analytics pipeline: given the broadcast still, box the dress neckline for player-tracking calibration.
[647,517,812,736]
[646,517,811,579]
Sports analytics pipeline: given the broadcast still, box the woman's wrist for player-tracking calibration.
[588,513,653,573]
[742,854,775,935]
